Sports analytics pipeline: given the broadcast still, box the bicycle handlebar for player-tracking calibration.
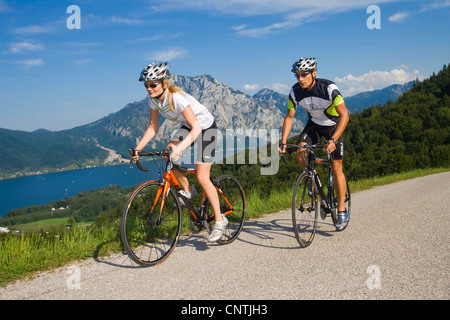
[129,147,190,173]
[280,142,334,165]
[129,147,173,172]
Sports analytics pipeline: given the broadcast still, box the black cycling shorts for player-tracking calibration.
[172,121,218,163]
[298,119,344,160]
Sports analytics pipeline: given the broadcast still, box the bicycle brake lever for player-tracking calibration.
[129,148,149,171]
[327,151,334,165]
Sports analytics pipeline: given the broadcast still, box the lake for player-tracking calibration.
[0,146,247,218]
[0,161,163,218]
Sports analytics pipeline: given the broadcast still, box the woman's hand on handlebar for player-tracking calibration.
[278,142,287,155]
[130,148,140,163]
[171,145,183,162]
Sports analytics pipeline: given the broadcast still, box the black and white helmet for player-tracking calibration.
[139,62,171,82]
[291,58,317,73]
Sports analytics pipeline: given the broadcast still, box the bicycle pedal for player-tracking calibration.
[147,219,161,226]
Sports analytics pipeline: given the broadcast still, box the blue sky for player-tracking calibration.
[0,0,449,132]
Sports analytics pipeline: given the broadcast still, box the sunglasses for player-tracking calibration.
[144,82,161,89]
[295,72,311,78]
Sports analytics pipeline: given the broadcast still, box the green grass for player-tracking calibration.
[0,224,121,287]
[13,218,94,232]
[348,167,448,193]
[13,218,70,231]
[1,167,448,287]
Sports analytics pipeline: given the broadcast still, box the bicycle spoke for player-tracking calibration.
[207,175,246,244]
[121,182,182,266]
[292,173,318,247]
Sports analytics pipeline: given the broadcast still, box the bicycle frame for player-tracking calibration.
[309,151,334,216]
[284,143,336,219]
[133,148,234,228]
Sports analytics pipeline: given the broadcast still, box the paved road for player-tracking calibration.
[1,172,449,300]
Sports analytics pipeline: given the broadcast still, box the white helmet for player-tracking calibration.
[291,58,317,73]
[139,62,171,82]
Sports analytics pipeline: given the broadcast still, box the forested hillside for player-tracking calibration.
[0,185,132,227]
[344,64,449,179]
[0,129,108,179]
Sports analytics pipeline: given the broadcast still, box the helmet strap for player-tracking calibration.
[154,81,167,100]
[306,71,316,91]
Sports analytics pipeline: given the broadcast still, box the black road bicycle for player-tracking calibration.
[282,143,351,247]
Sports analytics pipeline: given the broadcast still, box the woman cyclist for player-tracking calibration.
[132,62,227,242]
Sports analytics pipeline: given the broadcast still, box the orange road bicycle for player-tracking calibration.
[282,142,351,247]
[120,148,246,266]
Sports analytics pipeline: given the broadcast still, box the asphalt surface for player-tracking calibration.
[1,171,449,300]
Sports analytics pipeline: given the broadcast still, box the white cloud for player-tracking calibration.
[73,59,92,65]
[236,7,335,37]
[243,84,260,92]
[270,83,290,94]
[12,25,54,34]
[389,11,409,22]
[147,47,188,61]
[111,15,144,25]
[13,59,45,67]
[129,36,162,44]
[334,67,423,96]
[152,0,398,37]
[151,0,394,16]
[7,41,43,54]
[243,82,289,94]
[64,42,102,48]
[420,0,450,11]
[236,20,301,38]
[0,0,14,13]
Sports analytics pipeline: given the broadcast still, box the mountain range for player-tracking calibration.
[0,74,414,179]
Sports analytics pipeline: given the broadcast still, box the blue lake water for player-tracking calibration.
[0,161,162,218]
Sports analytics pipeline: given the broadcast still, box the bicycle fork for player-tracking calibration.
[147,180,171,226]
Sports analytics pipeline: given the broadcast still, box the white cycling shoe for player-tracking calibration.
[207,215,228,242]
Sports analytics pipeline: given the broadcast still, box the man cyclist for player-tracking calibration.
[279,58,349,230]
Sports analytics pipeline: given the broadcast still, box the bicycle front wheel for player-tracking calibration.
[208,175,246,244]
[292,172,318,247]
[121,181,182,267]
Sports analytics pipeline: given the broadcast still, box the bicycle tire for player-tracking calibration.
[292,172,318,247]
[206,175,246,244]
[331,173,351,231]
[121,181,182,267]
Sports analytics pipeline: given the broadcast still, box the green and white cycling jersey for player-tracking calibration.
[148,91,214,130]
[288,78,345,126]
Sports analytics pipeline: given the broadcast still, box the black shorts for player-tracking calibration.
[298,119,344,160]
[172,121,218,163]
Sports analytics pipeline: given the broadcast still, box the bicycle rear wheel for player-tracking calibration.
[292,172,318,247]
[207,175,246,244]
[121,181,182,266]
